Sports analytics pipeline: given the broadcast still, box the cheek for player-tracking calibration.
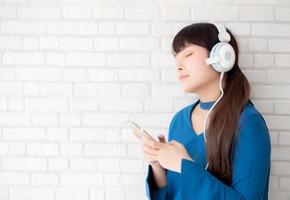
[185,56,208,76]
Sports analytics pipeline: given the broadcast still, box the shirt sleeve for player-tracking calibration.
[179,111,271,200]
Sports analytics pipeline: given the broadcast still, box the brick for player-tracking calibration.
[0,36,22,50]
[25,97,68,112]
[99,97,143,112]
[275,8,290,21]
[3,52,45,65]
[275,54,290,67]
[94,37,118,51]
[0,172,29,186]
[121,83,150,97]
[252,23,290,37]
[161,8,190,21]
[0,113,30,126]
[9,142,26,155]
[16,67,61,81]
[60,37,93,51]
[88,69,118,82]
[31,173,58,186]
[116,22,149,35]
[0,7,17,18]
[46,52,65,65]
[151,84,184,97]
[240,7,273,21]
[70,158,96,171]
[56,188,89,200]
[65,52,106,66]
[84,143,126,157]
[60,113,81,126]
[2,157,46,171]
[39,36,59,50]
[63,68,88,81]
[62,7,92,19]
[3,128,45,140]
[248,38,267,52]
[60,142,83,157]
[70,98,99,111]
[118,69,159,82]
[107,53,149,67]
[124,7,159,20]
[74,83,120,97]
[269,39,290,52]
[144,97,173,112]
[267,70,290,84]
[18,7,61,19]
[93,5,123,19]
[254,54,274,68]
[252,85,290,98]
[49,158,68,171]
[226,23,251,36]
[32,113,58,126]
[27,142,59,156]
[120,37,159,51]
[1,21,47,34]
[264,115,290,130]
[48,21,98,35]
[46,128,68,141]
[40,83,73,96]
[60,172,103,187]
[70,128,103,141]
[279,132,290,145]
[274,101,290,114]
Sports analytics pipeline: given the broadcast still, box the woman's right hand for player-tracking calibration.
[142,134,166,167]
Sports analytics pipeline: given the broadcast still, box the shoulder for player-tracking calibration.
[167,100,198,140]
[236,102,271,154]
[238,102,269,135]
[169,101,197,128]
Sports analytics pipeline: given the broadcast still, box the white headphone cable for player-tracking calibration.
[116,120,132,200]
[203,72,225,170]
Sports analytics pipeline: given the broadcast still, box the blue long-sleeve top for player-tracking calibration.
[145,99,271,200]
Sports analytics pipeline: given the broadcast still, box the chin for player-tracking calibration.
[181,85,197,93]
[180,81,201,93]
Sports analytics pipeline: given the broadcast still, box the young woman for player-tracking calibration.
[143,22,271,200]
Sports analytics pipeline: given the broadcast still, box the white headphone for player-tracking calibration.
[205,23,236,73]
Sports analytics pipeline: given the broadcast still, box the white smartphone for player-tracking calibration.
[127,121,156,141]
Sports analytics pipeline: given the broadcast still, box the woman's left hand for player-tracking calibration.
[143,137,194,173]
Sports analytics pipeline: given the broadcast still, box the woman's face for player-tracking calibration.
[175,44,219,94]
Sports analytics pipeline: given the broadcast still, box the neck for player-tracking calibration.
[198,84,221,103]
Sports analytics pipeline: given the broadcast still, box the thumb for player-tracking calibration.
[157,134,166,143]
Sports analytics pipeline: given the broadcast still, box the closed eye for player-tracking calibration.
[185,52,193,57]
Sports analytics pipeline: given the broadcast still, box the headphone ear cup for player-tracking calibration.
[208,42,235,73]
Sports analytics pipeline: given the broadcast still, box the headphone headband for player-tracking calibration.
[214,23,231,42]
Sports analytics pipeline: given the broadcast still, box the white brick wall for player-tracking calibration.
[0,0,289,200]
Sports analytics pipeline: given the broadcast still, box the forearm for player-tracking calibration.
[151,164,167,188]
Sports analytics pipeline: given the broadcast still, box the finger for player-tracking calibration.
[144,152,158,162]
[169,140,179,146]
[157,134,166,143]
[152,141,164,150]
[143,136,160,149]
[143,145,159,156]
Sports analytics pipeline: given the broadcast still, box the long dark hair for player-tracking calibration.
[172,22,251,185]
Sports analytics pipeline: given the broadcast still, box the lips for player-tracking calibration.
[179,75,189,81]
